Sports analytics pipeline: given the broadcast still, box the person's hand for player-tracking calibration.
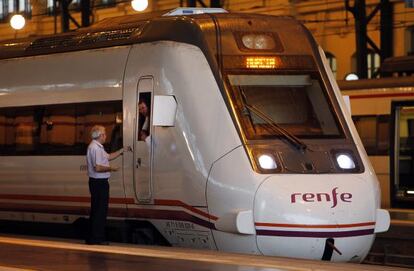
[124,146,132,152]
[111,166,120,172]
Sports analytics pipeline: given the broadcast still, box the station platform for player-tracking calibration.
[365,210,414,268]
[0,234,409,271]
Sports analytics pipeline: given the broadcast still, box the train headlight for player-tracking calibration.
[258,154,277,170]
[241,34,275,50]
[335,153,356,170]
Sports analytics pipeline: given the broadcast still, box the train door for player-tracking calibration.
[391,101,414,207]
[133,76,154,203]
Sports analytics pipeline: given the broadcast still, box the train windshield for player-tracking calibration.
[227,74,343,139]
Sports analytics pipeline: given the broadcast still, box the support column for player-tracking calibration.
[81,0,90,27]
[210,0,221,7]
[61,0,70,32]
[354,0,368,79]
[187,0,196,7]
[380,0,393,62]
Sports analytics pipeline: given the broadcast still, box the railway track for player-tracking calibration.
[364,213,414,268]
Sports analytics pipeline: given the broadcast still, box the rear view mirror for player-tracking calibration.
[153,95,177,127]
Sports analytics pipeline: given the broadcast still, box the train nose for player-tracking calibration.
[254,175,389,262]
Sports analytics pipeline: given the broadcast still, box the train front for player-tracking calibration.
[205,13,390,262]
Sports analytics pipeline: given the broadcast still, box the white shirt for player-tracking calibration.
[142,116,149,131]
[86,140,110,179]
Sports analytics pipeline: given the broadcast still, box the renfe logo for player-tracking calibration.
[291,187,352,208]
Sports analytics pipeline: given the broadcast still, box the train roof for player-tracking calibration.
[338,76,414,91]
[381,55,414,73]
[0,10,301,60]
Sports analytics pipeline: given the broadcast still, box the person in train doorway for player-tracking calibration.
[85,125,124,245]
[138,99,150,133]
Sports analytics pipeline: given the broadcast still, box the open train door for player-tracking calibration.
[133,76,154,203]
[391,101,414,208]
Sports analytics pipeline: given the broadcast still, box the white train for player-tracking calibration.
[0,8,390,262]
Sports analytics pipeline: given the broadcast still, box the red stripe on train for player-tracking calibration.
[0,195,215,220]
[0,194,134,204]
[255,221,375,229]
[154,199,217,220]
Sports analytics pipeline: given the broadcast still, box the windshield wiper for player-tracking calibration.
[240,89,308,151]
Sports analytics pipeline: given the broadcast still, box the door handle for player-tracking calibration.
[137,158,141,168]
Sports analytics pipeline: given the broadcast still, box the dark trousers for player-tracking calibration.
[88,178,109,243]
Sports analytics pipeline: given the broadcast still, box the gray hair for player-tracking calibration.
[91,125,105,139]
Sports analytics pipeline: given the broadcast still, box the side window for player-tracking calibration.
[0,101,122,156]
[352,115,389,155]
[0,108,15,154]
[42,104,77,154]
[0,107,41,155]
[137,92,151,143]
[80,102,123,153]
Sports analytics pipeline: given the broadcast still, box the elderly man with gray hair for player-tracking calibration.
[85,125,125,245]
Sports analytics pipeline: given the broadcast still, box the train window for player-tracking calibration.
[0,107,41,154]
[0,101,122,156]
[227,74,343,139]
[137,92,151,142]
[352,115,389,155]
[394,105,414,194]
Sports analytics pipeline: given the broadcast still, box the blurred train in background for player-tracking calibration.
[339,56,414,209]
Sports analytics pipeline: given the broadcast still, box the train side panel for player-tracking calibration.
[0,47,130,223]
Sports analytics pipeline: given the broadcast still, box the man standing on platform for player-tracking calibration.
[85,125,124,245]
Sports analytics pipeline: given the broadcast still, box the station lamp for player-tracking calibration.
[10,14,26,30]
[345,73,359,81]
[131,0,148,12]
